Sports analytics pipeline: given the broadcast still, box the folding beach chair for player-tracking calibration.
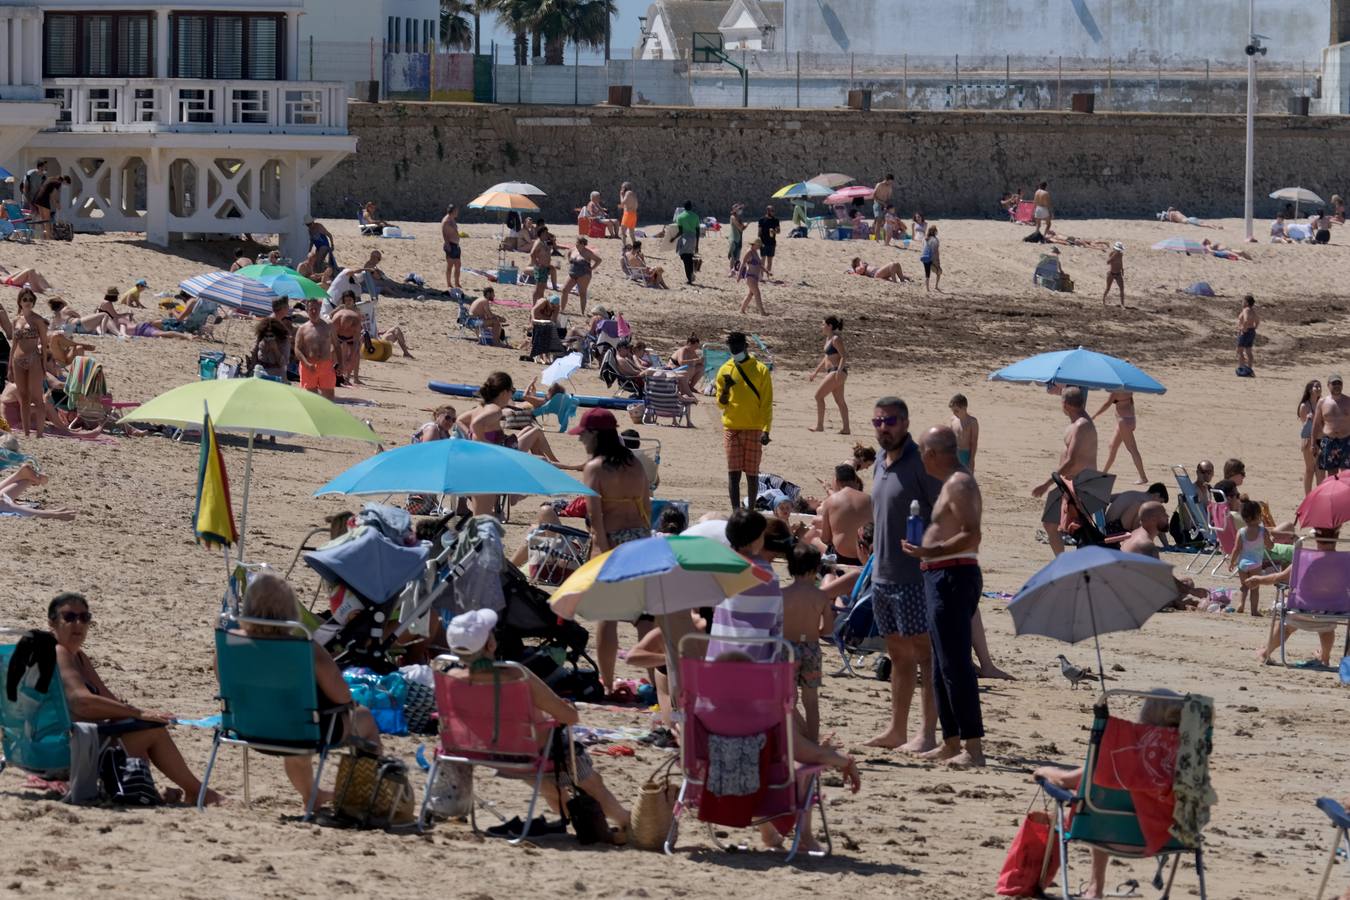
[421,655,569,842]
[162,298,219,337]
[357,206,381,236]
[700,344,732,396]
[599,347,643,398]
[1034,254,1067,291]
[1206,501,1240,577]
[621,256,661,287]
[1272,536,1350,667]
[1012,200,1036,225]
[1171,465,1220,572]
[199,622,351,819]
[665,634,832,863]
[2,201,36,242]
[1315,797,1350,900]
[832,555,888,677]
[525,522,591,586]
[650,498,687,529]
[0,641,75,779]
[526,319,566,362]
[642,371,692,427]
[1037,689,1214,900]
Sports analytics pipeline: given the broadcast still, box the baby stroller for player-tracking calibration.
[831,556,890,679]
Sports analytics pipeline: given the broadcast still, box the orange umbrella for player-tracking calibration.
[467,190,539,213]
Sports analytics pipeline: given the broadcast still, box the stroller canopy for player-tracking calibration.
[304,526,428,605]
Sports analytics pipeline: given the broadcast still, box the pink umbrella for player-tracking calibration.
[824,186,874,205]
[1296,472,1350,530]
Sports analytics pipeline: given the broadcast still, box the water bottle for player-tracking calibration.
[905,499,924,545]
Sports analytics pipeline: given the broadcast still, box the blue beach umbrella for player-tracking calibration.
[771,181,833,200]
[315,439,595,498]
[180,271,278,317]
[989,347,1166,395]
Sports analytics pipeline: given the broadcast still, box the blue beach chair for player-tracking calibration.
[198,622,351,818]
[1315,797,1350,900]
[0,642,74,778]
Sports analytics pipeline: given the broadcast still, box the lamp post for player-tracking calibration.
[1243,1,1268,243]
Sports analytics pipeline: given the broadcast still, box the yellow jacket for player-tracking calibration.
[714,355,773,431]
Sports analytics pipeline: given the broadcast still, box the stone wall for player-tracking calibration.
[315,103,1350,222]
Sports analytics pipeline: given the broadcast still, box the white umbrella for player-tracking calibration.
[1270,187,1325,218]
[682,518,730,547]
[541,352,582,386]
[486,181,546,196]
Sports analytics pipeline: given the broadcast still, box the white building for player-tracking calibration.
[638,0,783,60]
[0,0,354,259]
[296,0,437,87]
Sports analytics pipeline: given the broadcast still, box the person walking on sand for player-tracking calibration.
[1311,373,1350,475]
[294,297,338,400]
[1299,379,1324,494]
[739,239,766,315]
[442,204,462,290]
[808,315,849,434]
[675,201,699,285]
[948,394,979,472]
[903,426,985,769]
[921,226,942,292]
[872,173,895,241]
[1093,390,1148,484]
[758,205,780,277]
[1033,181,1053,235]
[1032,386,1099,555]
[727,203,747,276]
[1103,241,1125,307]
[1236,295,1258,375]
[618,181,639,246]
[865,397,942,753]
[714,331,773,509]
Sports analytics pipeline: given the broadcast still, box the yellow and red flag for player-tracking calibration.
[193,407,237,546]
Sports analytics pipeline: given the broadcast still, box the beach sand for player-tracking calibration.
[0,214,1346,898]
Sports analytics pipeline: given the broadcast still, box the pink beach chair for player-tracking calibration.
[664,635,832,862]
[1207,501,1239,577]
[421,656,567,841]
[1273,537,1350,666]
[1012,200,1036,225]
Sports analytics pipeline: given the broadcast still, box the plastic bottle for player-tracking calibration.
[905,499,924,545]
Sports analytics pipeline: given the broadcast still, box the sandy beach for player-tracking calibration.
[0,211,1346,899]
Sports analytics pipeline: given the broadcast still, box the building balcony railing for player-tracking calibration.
[41,78,347,135]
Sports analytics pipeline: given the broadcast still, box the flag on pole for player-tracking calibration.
[193,407,237,546]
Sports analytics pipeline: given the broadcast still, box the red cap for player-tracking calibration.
[568,407,619,434]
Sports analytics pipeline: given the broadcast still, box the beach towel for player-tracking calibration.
[1092,717,1178,854]
[1182,281,1215,297]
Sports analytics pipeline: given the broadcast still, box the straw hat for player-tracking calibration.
[1112,241,1125,252]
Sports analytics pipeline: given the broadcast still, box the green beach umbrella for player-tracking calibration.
[233,264,327,301]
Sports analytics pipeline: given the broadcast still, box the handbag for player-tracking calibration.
[99,741,162,807]
[333,749,417,829]
[996,809,1060,896]
[629,757,679,851]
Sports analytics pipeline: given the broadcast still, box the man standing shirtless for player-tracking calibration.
[1033,181,1053,235]
[441,203,461,290]
[817,463,872,565]
[1236,295,1258,375]
[1031,386,1099,555]
[872,173,895,241]
[331,291,366,385]
[948,393,979,472]
[902,426,984,768]
[1312,373,1350,475]
[619,181,639,246]
[1103,242,1125,307]
[295,297,338,399]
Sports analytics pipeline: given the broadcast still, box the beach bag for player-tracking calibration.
[996,810,1059,896]
[333,748,417,829]
[99,742,162,807]
[550,732,610,845]
[51,221,74,242]
[501,407,534,430]
[423,759,473,820]
[630,757,679,851]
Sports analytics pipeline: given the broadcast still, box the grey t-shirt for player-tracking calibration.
[871,435,942,585]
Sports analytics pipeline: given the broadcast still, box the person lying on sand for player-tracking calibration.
[48,591,223,804]
[46,298,115,337]
[0,265,53,293]
[1159,207,1221,229]
[0,462,79,519]
[1043,230,1110,250]
[1201,239,1252,261]
[849,257,907,282]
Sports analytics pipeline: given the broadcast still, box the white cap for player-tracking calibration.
[447,608,498,655]
[1112,241,1125,252]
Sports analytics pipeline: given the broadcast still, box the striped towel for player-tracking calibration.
[708,556,782,662]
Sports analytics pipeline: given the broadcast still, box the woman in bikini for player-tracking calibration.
[669,334,705,391]
[808,315,850,435]
[849,257,906,282]
[0,265,53,293]
[1093,389,1148,484]
[459,372,566,514]
[575,407,652,694]
[1298,379,1324,495]
[558,236,602,316]
[49,591,223,804]
[624,241,667,289]
[739,239,766,315]
[0,462,79,518]
[10,289,48,437]
[47,297,117,336]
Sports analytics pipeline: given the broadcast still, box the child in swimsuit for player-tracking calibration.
[1228,499,1273,616]
[781,544,830,742]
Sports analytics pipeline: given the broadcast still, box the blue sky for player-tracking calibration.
[475,0,651,61]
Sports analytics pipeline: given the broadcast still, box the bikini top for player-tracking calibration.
[825,337,839,356]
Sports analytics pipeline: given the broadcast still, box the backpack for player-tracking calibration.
[99,742,162,806]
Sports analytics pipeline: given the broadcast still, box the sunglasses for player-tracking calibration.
[58,611,93,624]
[871,415,901,427]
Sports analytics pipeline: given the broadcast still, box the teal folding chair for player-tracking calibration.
[1316,797,1350,900]
[1037,689,1212,900]
[0,643,74,778]
[199,622,350,819]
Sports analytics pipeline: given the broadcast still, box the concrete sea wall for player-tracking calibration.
[315,103,1350,222]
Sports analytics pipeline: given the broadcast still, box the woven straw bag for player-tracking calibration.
[629,757,679,851]
[333,750,417,829]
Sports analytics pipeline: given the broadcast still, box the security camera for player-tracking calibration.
[1246,34,1269,56]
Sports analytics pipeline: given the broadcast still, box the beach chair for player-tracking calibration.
[832,555,889,678]
[650,498,687,530]
[357,206,381,236]
[1272,537,1350,667]
[525,522,591,586]
[1315,797,1350,900]
[1206,501,1240,577]
[421,655,570,841]
[61,356,139,434]
[198,622,351,819]
[0,641,75,779]
[1037,689,1214,900]
[2,201,36,243]
[701,344,732,396]
[642,371,693,427]
[1012,200,1036,225]
[599,348,643,398]
[1034,254,1067,291]
[664,633,831,863]
[1051,472,1121,550]
[163,298,219,337]
[1171,465,1220,571]
[453,296,496,345]
[526,319,566,362]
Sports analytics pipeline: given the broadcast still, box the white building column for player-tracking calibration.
[145,148,168,246]
[156,10,170,78]
[23,16,39,86]
[279,154,308,261]
[8,18,21,87]
[0,19,11,88]
[286,11,301,80]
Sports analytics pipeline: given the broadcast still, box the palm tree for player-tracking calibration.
[439,0,473,51]
[495,0,540,65]
[533,0,614,66]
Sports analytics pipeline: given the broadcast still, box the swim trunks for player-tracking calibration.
[791,639,823,690]
[957,448,972,468]
[1318,434,1350,472]
[607,527,650,547]
[1034,206,1050,220]
[621,209,637,230]
[444,242,461,260]
[1236,328,1256,348]
[872,580,927,637]
[723,428,764,474]
[300,358,337,391]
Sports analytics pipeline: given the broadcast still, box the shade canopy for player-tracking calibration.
[989,347,1166,394]
[315,438,594,498]
[122,378,380,441]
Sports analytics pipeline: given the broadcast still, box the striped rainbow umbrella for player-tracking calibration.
[550,534,769,622]
[180,271,278,317]
[233,264,326,300]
